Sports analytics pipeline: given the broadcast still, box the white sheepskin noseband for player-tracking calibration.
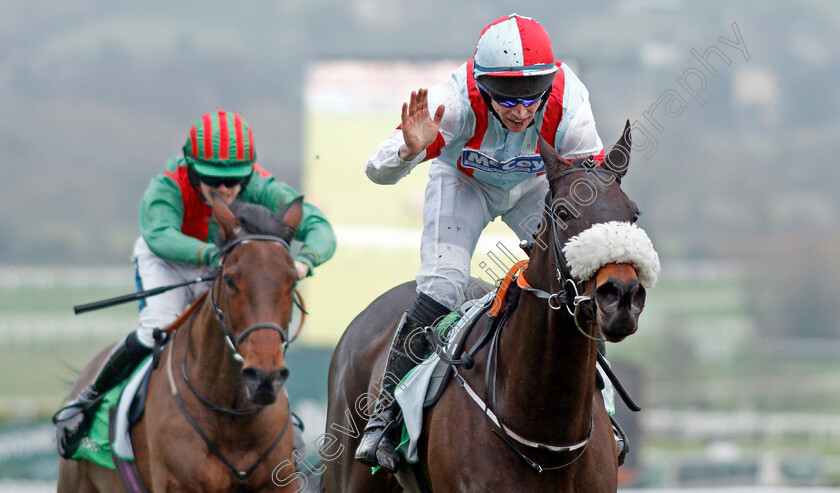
[561,221,660,289]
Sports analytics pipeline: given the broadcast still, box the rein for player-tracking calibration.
[446,166,626,472]
[447,265,595,473]
[164,233,296,488]
[166,330,291,489]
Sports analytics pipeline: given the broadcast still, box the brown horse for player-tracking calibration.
[322,121,653,492]
[58,194,305,492]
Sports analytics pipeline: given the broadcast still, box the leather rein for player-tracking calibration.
[164,234,297,489]
[445,166,625,472]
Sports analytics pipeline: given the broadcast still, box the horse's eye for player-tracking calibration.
[223,274,237,290]
[555,206,572,222]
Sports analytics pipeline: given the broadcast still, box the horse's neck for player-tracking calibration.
[184,305,251,409]
[497,254,597,441]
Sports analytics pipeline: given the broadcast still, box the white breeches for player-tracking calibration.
[131,237,215,348]
[416,163,548,309]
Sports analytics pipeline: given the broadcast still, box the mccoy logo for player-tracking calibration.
[460,149,545,174]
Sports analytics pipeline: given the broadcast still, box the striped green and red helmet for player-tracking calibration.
[183,110,256,178]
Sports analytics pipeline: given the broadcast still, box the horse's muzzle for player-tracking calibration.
[594,278,646,342]
[241,366,289,405]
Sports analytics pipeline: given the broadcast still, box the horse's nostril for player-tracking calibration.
[241,367,264,386]
[631,284,647,310]
[273,368,290,387]
[595,280,621,309]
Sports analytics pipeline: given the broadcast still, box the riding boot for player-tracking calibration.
[54,330,152,459]
[355,293,450,472]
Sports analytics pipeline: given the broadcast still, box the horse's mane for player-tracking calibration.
[216,201,295,246]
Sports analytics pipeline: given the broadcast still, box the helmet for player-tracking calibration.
[183,110,256,178]
[473,14,558,98]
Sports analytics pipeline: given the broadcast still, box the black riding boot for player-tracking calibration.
[355,293,450,472]
[54,330,152,459]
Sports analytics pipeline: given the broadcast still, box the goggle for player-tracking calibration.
[477,81,548,108]
[197,174,245,188]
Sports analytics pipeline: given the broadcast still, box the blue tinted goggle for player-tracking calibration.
[492,93,546,108]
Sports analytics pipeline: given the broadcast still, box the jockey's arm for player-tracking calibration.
[140,176,220,266]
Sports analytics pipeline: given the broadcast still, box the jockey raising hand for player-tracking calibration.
[398,89,446,161]
[356,14,615,473]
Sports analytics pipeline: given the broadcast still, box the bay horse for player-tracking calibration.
[323,121,656,492]
[58,193,305,492]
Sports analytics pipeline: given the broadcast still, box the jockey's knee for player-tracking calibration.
[415,276,466,311]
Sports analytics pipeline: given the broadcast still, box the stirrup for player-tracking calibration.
[373,419,402,473]
[53,400,87,422]
[54,393,101,459]
[356,419,401,471]
[355,406,399,465]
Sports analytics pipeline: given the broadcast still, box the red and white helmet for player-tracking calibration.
[473,14,558,79]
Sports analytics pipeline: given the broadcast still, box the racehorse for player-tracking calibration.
[58,193,304,492]
[323,121,655,492]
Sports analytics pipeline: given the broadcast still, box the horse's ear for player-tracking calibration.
[210,191,243,241]
[279,196,304,241]
[539,134,572,180]
[602,120,632,177]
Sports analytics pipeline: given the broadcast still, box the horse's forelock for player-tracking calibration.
[215,202,293,246]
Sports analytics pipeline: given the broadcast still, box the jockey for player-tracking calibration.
[55,110,337,459]
[356,14,613,472]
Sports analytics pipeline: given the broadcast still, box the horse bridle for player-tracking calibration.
[211,234,294,363]
[166,233,296,489]
[179,233,298,415]
[166,327,292,491]
[522,165,623,335]
[450,165,627,472]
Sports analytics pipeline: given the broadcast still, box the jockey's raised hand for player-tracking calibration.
[398,88,445,161]
[358,14,609,473]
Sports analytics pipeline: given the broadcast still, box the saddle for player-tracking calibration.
[423,295,508,407]
[423,262,528,408]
